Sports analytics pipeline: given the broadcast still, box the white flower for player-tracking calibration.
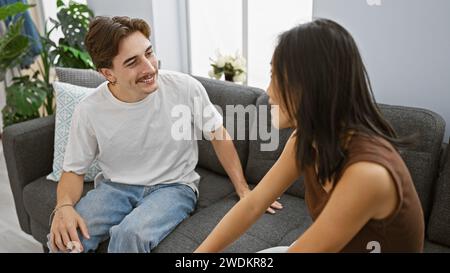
[208,70,222,80]
[233,72,246,83]
[210,49,247,83]
[232,57,246,71]
[215,55,226,68]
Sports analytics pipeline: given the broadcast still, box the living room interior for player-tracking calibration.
[0,0,449,253]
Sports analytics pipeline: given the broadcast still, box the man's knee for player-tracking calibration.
[109,223,154,252]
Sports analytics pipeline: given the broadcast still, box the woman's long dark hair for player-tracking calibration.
[272,18,406,185]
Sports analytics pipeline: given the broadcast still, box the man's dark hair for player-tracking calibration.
[85,16,151,70]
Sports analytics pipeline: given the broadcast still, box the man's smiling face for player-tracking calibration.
[101,31,159,101]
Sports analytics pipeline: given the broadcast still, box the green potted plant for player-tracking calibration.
[0,2,47,127]
[0,0,95,128]
[49,0,95,69]
[209,49,247,83]
[0,2,34,82]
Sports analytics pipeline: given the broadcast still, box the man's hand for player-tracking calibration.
[238,188,283,214]
[49,205,90,252]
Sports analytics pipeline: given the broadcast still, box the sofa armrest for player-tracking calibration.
[440,142,449,171]
[428,138,450,247]
[2,115,55,234]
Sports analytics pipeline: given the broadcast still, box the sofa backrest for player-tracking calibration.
[378,104,446,220]
[54,67,263,177]
[193,76,262,175]
[56,67,105,88]
[244,94,305,198]
[245,94,447,213]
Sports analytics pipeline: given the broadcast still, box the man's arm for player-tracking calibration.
[56,171,85,207]
[210,126,283,213]
[49,102,96,252]
[49,171,90,252]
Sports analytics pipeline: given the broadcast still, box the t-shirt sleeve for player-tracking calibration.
[189,77,223,135]
[62,104,98,175]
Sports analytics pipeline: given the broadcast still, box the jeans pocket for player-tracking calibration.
[179,184,197,201]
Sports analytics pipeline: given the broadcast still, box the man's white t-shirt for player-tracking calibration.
[62,70,223,195]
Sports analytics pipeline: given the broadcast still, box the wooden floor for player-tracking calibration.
[0,140,43,253]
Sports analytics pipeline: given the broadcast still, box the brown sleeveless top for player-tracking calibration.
[303,133,425,252]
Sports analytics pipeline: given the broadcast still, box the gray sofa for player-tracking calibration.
[3,67,450,253]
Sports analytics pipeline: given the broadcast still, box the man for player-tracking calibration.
[48,16,282,253]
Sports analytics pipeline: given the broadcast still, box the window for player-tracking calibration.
[188,0,313,89]
[188,0,242,79]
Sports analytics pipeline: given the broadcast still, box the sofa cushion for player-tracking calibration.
[424,240,450,253]
[154,193,312,253]
[22,167,233,241]
[193,76,262,176]
[55,67,105,88]
[427,140,450,247]
[196,167,236,209]
[278,230,450,253]
[47,82,101,182]
[245,94,305,198]
[378,104,445,220]
[23,177,94,230]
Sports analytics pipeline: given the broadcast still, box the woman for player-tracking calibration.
[195,19,424,253]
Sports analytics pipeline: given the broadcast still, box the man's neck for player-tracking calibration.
[108,83,148,103]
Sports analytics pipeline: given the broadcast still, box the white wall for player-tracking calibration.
[151,0,189,72]
[86,0,188,72]
[86,0,155,52]
[314,0,450,141]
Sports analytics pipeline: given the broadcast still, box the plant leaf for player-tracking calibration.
[0,2,34,21]
[56,1,93,50]
[49,17,61,29]
[5,76,47,117]
[0,18,30,72]
[2,104,40,128]
[57,43,94,69]
[57,0,64,8]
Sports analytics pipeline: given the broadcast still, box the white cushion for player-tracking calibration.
[47,81,101,182]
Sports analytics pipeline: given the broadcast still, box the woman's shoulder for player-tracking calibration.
[346,132,398,158]
[338,132,405,191]
[340,160,395,193]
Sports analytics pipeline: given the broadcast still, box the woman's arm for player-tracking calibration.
[195,134,301,252]
[288,161,399,252]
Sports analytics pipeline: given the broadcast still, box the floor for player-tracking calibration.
[0,140,43,252]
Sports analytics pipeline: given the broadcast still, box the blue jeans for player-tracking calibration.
[47,180,197,253]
